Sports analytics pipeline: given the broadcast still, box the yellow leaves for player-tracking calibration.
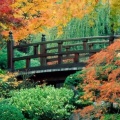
[1,0,100,40]
[0,71,23,88]
[108,0,120,31]
[0,23,7,30]
[13,28,30,41]
[0,72,18,82]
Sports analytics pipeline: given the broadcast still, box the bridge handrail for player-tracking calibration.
[13,49,101,61]
[7,32,120,72]
[13,35,120,49]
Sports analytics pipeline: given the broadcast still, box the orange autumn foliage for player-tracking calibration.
[1,0,99,41]
[75,40,120,119]
[81,40,120,103]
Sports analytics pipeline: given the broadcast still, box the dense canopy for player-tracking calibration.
[0,0,120,41]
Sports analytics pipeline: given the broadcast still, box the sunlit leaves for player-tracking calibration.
[1,0,120,41]
[1,0,100,41]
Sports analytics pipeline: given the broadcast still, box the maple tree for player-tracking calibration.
[83,40,120,101]
[71,40,120,119]
[0,0,22,34]
[0,0,120,41]
[1,0,99,41]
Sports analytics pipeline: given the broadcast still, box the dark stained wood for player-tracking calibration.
[7,34,120,73]
[65,46,70,57]
[109,35,114,45]
[83,39,88,50]
[7,31,14,71]
[13,35,120,49]
[58,41,63,64]
[40,34,47,66]
[17,62,86,73]
[89,43,93,50]
[74,53,79,63]
[26,58,30,69]
[13,49,101,62]
[34,45,38,55]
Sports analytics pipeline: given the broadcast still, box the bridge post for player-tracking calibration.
[89,43,94,56]
[7,31,14,71]
[40,34,47,66]
[74,53,79,63]
[58,41,63,64]
[65,46,70,57]
[109,35,114,45]
[83,39,88,50]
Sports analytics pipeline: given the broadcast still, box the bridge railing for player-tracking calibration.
[7,31,120,72]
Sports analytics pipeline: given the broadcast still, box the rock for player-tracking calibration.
[69,113,82,120]
[113,102,119,109]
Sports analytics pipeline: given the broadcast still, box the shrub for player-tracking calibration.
[81,40,120,103]
[64,70,92,108]
[8,86,74,120]
[104,114,120,120]
[0,48,7,69]
[0,69,38,99]
[0,71,20,98]
[74,40,120,118]
[0,104,25,120]
[64,71,84,87]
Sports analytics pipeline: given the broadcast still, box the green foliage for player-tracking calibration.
[45,2,113,41]
[0,70,38,98]
[104,114,120,120]
[0,73,17,98]
[0,104,25,120]
[0,47,40,70]
[64,70,92,108]
[0,69,6,74]
[8,86,74,120]
[0,48,7,69]
[95,64,118,81]
[14,50,40,69]
[64,71,84,87]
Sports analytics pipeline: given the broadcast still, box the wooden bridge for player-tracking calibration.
[7,32,120,86]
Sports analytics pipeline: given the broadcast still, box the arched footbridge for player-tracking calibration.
[7,32,120,86]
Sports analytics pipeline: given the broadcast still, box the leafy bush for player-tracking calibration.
[81,40,120,103]
[64,71,84,87]
[0,104,25,120]
[104,114,120,120]
[73,40,120,118]
[0,48,7,69]
[0,71,37,98]
[64,70,92,108]
[0,72,18,98]
[8,86,74,120]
